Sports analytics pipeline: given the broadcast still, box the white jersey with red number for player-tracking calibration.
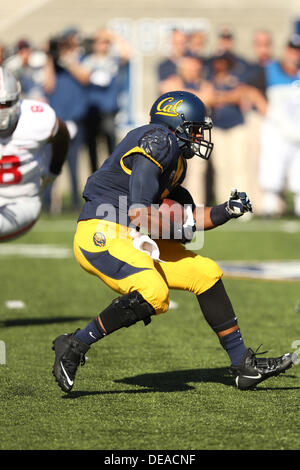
[0,99,57,198]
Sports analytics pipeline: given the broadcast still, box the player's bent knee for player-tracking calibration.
[193,257,223,296]
[0,196,41,242]
[144,284,170,315]
[153,295,169,315]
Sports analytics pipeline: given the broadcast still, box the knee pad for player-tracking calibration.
[99,291,155,334]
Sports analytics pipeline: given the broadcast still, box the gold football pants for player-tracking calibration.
[74,219,223,314]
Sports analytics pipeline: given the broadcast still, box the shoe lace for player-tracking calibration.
[254,344,268,355]
[251,344,280,371]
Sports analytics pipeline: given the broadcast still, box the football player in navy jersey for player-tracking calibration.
[52,90,296,392]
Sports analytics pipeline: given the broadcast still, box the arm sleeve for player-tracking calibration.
[48,119,70,175]
[129,154,161,206]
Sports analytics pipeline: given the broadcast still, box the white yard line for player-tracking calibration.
[5,300,25,309]
[0,244,72,258]
[218,260,300,281]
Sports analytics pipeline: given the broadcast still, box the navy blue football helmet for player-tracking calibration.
[150,90,213,160]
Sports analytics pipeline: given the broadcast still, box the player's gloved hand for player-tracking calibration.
[129,229,165,262]
[181,205,196,243]
[225,188,253,218]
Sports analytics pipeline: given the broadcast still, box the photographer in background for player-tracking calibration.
[81,29,131,173]
[4,39,47,101]
[43,28,90,211]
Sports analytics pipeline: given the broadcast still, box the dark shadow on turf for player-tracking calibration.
[62,367,234,399]
[119,370,300,392]
[0,316,91,327]
[62,389,153,399]
[116,367,234,391]
[62,368,300,399]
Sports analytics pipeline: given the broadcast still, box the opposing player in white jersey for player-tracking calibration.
[0,67,70,241]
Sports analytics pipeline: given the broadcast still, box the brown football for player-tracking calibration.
[159,198,186,224]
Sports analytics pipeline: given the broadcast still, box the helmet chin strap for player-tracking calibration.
[176,117,195,159]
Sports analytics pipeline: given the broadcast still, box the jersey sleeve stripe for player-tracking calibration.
[120,146,164,175]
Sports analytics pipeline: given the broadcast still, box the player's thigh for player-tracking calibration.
[0,196,41,241]
[74,219,169,313]
[156,240,223,295]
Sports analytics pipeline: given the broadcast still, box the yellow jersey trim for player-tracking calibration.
[160,155,185,199]
[120,146,164,175]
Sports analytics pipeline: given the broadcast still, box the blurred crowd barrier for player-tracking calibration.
[1,21,300,217]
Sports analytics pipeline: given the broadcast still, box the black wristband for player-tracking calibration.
[210,202,231,226]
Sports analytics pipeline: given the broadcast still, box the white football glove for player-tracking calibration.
[225,188,253,218]
[182,205,196,242]
[129,229,165,262]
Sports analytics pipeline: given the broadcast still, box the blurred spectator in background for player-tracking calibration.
[209,51,267,204]
[159,55,215,205]
[157,29,187,91]
[253,30,273,67]
[259,35,300,217]
[242,30,274,214]
[159,55,214,101]
[4,39,47,100]
[212,27,250,82]
[186,29,207,59]
[43,27,89,211]
[159,51,266,206]
[82,28,131,173]
[246,30,273,93]
[186,29,210,79]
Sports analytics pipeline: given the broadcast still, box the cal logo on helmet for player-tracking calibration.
[155,97,183,117]
[93,232,106,247]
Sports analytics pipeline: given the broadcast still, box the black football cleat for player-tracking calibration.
[52,332,90,393]
[229,347,297,390]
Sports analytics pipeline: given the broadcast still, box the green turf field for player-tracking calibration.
[0,215,299,450]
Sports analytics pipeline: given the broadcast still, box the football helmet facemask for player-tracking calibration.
[150,90,213,160]
[0,67,21,138]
